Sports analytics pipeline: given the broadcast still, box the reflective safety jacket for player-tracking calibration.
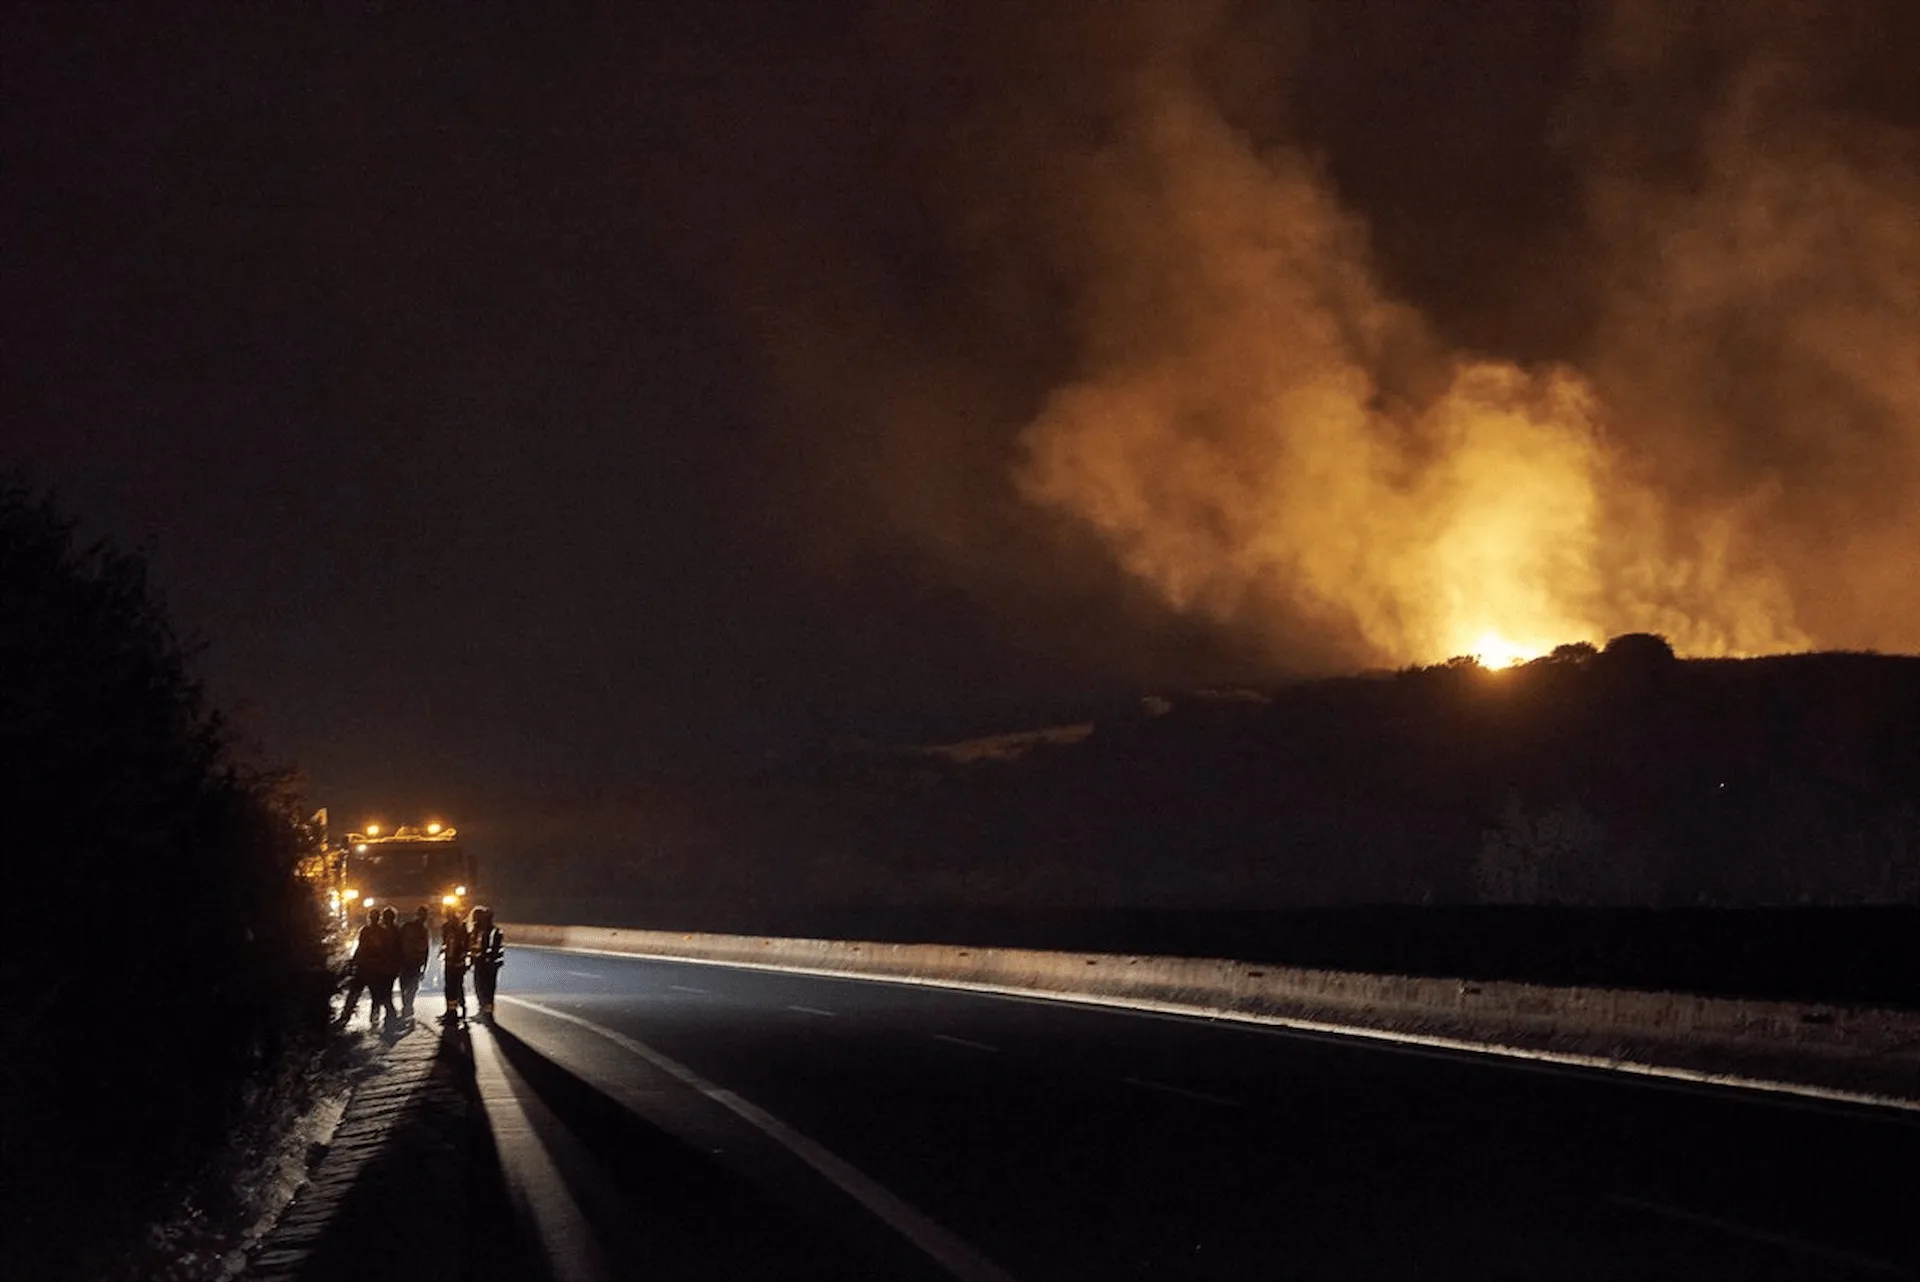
[469,924,505,969]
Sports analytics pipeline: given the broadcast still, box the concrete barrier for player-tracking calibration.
[502,923,1920,1102]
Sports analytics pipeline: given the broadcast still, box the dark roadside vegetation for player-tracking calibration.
[504,640,1920,1010]
[0,481,333,1282]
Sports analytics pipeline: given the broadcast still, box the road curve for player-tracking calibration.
[472,946,1919,1280]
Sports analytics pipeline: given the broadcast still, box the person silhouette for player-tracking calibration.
[439,905,470,1023]
[468,906,506,1021]
[398,905,431,1021]
[335,904,377,1028]
[361,906,402,1031]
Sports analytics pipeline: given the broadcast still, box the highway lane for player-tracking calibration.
[478,946,1920,1280]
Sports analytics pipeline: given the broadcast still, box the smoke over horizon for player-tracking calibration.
[649,0,1920,677]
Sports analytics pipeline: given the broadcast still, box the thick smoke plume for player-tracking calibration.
[655,1,1919,673]
[1012,64,1806,665]
[1580,3,1920,657]
[1010,2,1920,665]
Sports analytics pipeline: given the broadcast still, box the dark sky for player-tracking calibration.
[7,2,1919,835]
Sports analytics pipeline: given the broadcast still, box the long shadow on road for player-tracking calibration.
[264,1021,541,1282]
[485,1020,948,1280]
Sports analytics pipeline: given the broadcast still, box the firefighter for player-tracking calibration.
[440,904,470,1023]
[334,904,377,1028]
[360,906,402,1031]
[468,906,506,1021]
[398,905,431,1021]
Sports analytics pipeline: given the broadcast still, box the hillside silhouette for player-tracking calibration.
[502,640,1920,1005]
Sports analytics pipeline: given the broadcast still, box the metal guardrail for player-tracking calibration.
[504,922,1920,1106]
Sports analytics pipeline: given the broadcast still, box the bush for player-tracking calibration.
[0,480,330,1280]
[1599,631,1676,667]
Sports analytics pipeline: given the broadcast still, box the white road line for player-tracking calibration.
[668,984,709,994]
[1120,1076,1243,1109]
[565,971,603,979]
[518,946,1920,1117]
[1606,1193,1907,1276]
[932,1034,999,1053]
[501,996,1015,1282]
[787,1004,838,1018]
[471,1025,611,1282]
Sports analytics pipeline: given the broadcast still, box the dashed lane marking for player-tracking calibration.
[932,1034,999,1053]
[501,996,1015,1282]
[1606,1193,1906,1276]
[1121,1076,1243,1109]
[668,984,708,994]
[787,1005,838,1018]
[565,971,603,979]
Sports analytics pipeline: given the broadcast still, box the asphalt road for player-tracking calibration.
[472,946,1919,1281]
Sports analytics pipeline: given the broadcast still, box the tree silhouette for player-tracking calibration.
[0,478,328,1280]
[1599,631,1677,667]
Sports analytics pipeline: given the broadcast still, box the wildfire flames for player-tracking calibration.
[1469,633,1549,672]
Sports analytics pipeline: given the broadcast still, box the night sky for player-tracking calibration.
[8,2,1919,839]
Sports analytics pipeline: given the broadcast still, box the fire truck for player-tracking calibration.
[330,820,478,926]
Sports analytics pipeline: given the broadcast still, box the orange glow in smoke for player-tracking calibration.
[1466,631,1541,669]
[1013,85,1820,667]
